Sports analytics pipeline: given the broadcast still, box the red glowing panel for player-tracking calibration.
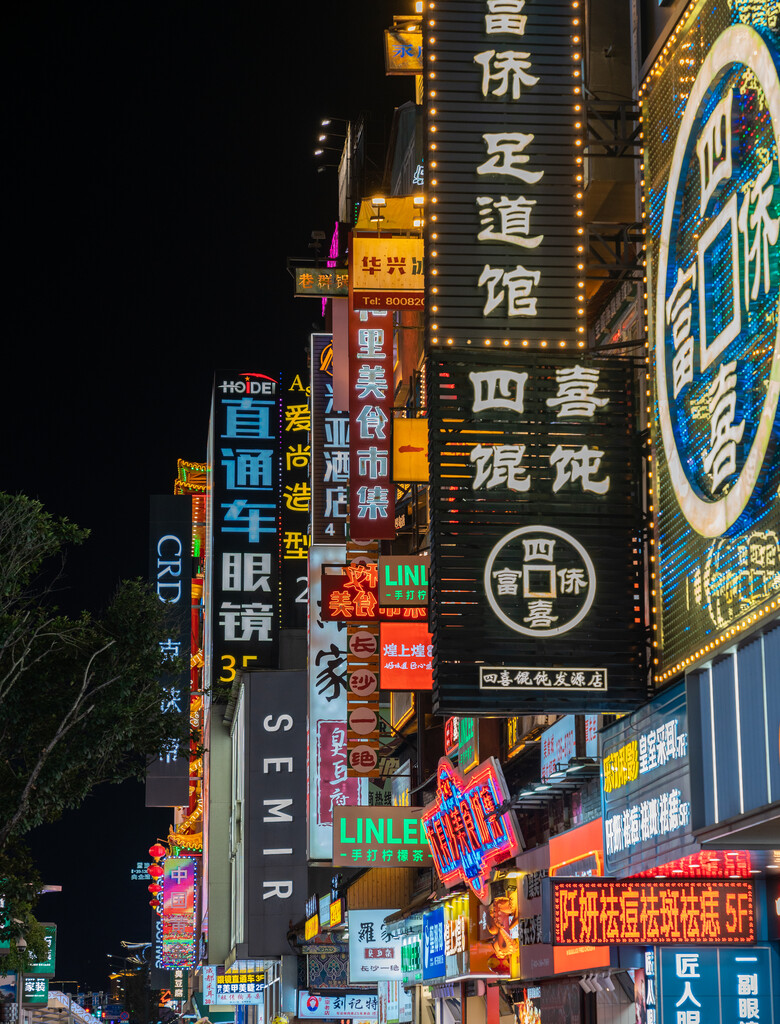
[321,565,379,621]
[631,849,753,879]
[422,757,522,903]
[380,622,433,690]
[552,879,755,946]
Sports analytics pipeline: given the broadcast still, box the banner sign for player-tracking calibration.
[22,978,48,1005]
[311,335,349,544]
[146,495,191,807]
[27,925,56,976]
[428,348,646,715]
[378,556,430,607]
[380,622,433,691]
[308,545,364,861]
[422,907,446,981]
[280,368,310,627]
[422,757,522,903]
[210,371,280,680]
[644,2,780,681]
[424,0,581,347]
[384,28,423,75]
[332,806,433,867]
[351,236,424,311]
[541,716,597,782]
[348,911,403,983]
[348,302,395,541]
[601,682,696,877]
[298,991,378,1020]
[548,879,755,946]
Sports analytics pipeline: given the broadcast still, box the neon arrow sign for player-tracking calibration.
[422,756,522,903]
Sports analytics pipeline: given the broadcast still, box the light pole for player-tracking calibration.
[14,934,27,1024]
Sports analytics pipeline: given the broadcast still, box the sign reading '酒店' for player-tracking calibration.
[425,0,582,346]
[646,1,780,680]
[428,348,646,716]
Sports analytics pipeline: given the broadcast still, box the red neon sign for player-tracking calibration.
[552,879,755,945]
[422,757,522,904]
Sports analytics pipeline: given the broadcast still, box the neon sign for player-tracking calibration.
[551,879,755,946]
[422,757,522,903]
[160,856,198,968]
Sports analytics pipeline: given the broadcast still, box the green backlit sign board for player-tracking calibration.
[332,806,433,867]
[23,976,48,1004]
[378,556,430,607]
[28,925,56,976]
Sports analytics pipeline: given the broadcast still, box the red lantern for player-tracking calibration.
[148,883,162,894]
[149,843,166,861]
[148,864,164,879]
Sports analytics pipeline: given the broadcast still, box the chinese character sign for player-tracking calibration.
[425,0,581,346]
[551,879,755,946]
[351,236,424,311]
[658,946,773,1024]
[422,907,446,981]
[348,302,395,541]
[379,622,433,691]
[348,911,403,983]
[311,335,349,544]
[646,5,780,679]
[422,757,522,904]
[428,348,646,715]
[601,681,695,876]
[160,857,197,968]
[540,715,597,782]
[281,367,310,628]
[147,495,192,807]
[210,371,280,681]
[332,806,433,868]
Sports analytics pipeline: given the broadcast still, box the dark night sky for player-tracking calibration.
[5,1,411,992]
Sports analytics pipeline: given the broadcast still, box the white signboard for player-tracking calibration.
[348,910,404,983]
[298,991,378,1020]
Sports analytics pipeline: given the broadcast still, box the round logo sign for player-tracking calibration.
[349,707,378,735]
[483,525,596,637]
[349,630,377,658]
[655,25,780,537]
[349,744,378,773]
[306,997,319,1013]
[349,668,378,696]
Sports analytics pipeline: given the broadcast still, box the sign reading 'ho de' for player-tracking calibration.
[646,4,780,681]
[428,349,647,716]
[424,0,582,347]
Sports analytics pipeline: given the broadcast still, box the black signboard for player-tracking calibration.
[146,494,191,807]
[245,670,308,956]
[428,348,647,715]
[311,334,349,544]
[425,0,582,348]
[210,371,281,684]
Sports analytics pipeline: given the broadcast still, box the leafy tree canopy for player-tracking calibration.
[0,492,188,958]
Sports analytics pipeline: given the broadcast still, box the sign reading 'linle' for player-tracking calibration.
[425,0,582,346]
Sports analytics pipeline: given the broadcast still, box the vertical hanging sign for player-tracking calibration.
[211,371,281,685]
[311,334,350,544]
[281,367,311,628]
[425,0,583,347]
[348,250,396,541]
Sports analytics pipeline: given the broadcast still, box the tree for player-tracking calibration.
[0,492,189,951]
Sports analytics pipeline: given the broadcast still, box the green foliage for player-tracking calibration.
[0,492,190,942]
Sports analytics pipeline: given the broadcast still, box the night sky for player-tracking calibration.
[6,1,411,993]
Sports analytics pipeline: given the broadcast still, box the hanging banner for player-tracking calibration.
[311,334,349,545]
[280,367,311,627]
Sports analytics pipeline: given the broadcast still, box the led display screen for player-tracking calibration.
[645,0,780,680]
[549,879,755,946]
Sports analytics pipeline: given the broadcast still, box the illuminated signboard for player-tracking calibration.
[422,757,522,903]
[210,371,280,680]
[347,300,395,541]
[311,334,349,544]
[540,715,597,782]
[351,236,424,311]
[216,969,265,1005]
[601,681,697,877]
[308,545,365,861]
[392,418,429,484]
[384,27,423,75]
[422,906,446,981]
[378,556,429,607]
[645,3,780,681]
[549,879,755,946]
[379,621,433,691]
[27,925,56,975]
[424,0,582,347]
[295,268,349,298]
[22,978,48,1005]
[322,564,379,621]
[298,992,378,1020]
[332,806,433,867]
[658,946,775,1024]
[429,348,646,715]
[160,856,197,968]
[280,367,310,627]
[147,495,191,807]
